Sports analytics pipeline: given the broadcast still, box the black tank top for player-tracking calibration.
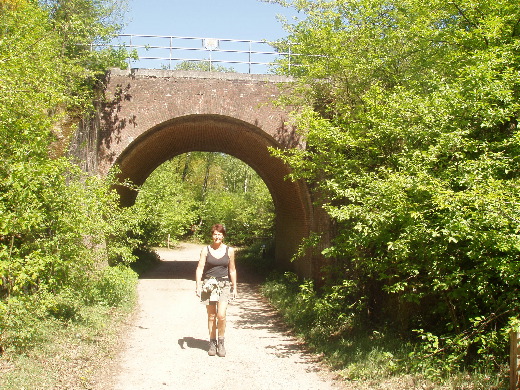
[203,246,230,279]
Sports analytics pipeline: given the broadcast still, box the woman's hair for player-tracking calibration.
[211,223,226,236]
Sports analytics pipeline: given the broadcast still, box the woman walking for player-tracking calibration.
[195,224,237,357]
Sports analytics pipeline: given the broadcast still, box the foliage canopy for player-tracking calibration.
[271,0,520,377]
[0,0,138,353]
[132,152,275,247]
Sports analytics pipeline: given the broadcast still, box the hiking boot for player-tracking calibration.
[208,339,217,356]
[217,338,226,357]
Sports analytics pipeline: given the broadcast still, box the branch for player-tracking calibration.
[448,1,489,47]
[424,309,513,358]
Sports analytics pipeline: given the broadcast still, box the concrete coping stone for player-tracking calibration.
[108,68,294,83]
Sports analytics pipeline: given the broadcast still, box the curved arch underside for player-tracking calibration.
[115,114,313,276]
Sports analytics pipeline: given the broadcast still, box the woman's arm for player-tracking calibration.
[228,247,238,299]
[195,247,207,297]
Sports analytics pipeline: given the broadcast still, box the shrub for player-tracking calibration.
[0,296,46,352]
[88,265,138,307]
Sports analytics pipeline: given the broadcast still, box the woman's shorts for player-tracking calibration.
[200,279,231,305]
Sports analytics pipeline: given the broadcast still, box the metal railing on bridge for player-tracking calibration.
[106,34,296,74]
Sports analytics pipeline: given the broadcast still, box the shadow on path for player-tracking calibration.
[178,337,208,351]
[139,259,195,280]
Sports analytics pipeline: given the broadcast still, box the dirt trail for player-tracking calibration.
[106,243,344,390]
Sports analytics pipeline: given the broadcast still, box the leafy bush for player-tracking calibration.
[0,297,46,352]
[198,190,275,246]
[272,0,520,379]
[131,153,275,247]
[44,289,83,322]
[88,265,138,307]
[0,0,140,355]
[261,272,507,387]
[235,240,276,276]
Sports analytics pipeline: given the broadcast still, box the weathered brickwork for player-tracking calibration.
[77,68,322,277]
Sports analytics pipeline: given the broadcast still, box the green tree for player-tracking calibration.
[271,0,520,375]
[132,160,199,246]
[0,0,138,352]
[41,0,130,80]
[132,153,275,246]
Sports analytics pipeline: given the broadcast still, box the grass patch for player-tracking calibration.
[260,272,509,390]
[0,264,139,389]
[0,302,135,390]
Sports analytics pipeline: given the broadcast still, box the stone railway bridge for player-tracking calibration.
[72,68,328,278]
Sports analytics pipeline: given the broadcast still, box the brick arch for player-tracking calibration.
[115,113,313,276]
[71,69,323,277]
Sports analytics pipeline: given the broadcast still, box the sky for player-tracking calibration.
[117,0,301,73]
[122,0,298,41]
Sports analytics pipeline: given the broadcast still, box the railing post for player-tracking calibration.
[248,40,252,74]
[512,329,520,390]
[169,36,173,70]
[128,34,133,69]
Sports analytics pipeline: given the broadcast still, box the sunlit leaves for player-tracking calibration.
[133,153,275,246]
[272,0,520,373]
[0,0,138,354]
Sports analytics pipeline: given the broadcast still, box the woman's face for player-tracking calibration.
[212,231,224,244]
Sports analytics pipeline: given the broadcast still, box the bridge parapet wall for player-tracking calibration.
[96,68,301,175]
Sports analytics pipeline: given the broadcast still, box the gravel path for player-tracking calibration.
[109,243,345,390]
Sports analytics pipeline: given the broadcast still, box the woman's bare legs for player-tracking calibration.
[216,300,228,356]
[206,300,229,356]
[206,300,229,338]
[216,300,228,338]
[206,304,217,339]
[206,304,218,356]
